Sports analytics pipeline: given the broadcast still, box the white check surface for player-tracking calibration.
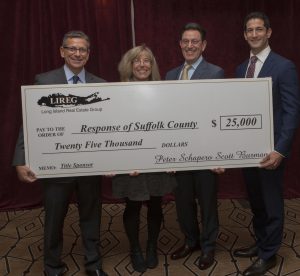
[21,78,273,178]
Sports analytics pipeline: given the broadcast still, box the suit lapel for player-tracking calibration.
[85,71,91,83]
[238,62,248,78]
[175,66,183,80]
[237,51,275,78]
[191,59,208,79]
[258,51,275,78]
[54,67,68,84]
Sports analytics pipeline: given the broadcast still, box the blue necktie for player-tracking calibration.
[72,75,80,84]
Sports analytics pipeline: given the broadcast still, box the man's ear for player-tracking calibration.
[267,27,272,39]
[202,40,207,52]
[60,47,65,58]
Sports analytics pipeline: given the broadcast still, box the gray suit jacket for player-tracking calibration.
[165,58,224,80]
[13,67,105,165]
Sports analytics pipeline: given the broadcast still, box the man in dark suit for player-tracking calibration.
[165,23,224,270]
[13,31,108,276]
[233,12,300,276]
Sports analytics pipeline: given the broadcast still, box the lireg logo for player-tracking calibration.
[37,92,110,108]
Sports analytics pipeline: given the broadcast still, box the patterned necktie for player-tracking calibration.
[246,56,258,78]
[181,64,192,80]
[72,75,80,84]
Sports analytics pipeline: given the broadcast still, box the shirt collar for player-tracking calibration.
[184,56,203,70]
[64,64,86,83]
[250,46,271,63]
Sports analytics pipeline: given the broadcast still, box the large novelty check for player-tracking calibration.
[21,78,273,178]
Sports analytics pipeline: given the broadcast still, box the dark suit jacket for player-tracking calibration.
[165,58,224,251]
[13,66,105,165]
[165,58,224,80]
[236,51,300,156]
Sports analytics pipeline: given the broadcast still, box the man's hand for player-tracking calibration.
[105,173,116,178]
[260,151,283,170]
[106,171,139,177]
[211,168,225,174]
[129,171,140,176]
[15,165,37,183]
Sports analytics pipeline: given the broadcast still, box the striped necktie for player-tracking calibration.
[246,56,258,78]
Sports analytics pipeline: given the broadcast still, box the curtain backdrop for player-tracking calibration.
[132,0,300,199]
[1,0,300,211]
[0,0,132,210]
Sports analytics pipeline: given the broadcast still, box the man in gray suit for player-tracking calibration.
[166,23,224,270]
[13,31,108,276]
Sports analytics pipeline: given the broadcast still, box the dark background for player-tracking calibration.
[1,0,300,210]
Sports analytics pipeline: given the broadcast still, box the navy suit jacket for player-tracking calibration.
[165,58,224,80]
[236,51,300,156]
[13,66,105,165]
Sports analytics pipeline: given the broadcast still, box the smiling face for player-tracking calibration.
[244,18,272,54]
[132,50,152,81]
[180,30,207,64]
[60,37,90,74]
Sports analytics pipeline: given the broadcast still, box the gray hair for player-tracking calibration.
[62,30,90,47]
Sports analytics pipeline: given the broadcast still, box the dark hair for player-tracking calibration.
[181,22,207,41]
[244,12,271,31]
[62,30,90,47]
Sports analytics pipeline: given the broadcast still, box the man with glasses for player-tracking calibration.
[233,12,300,276]
[13,31,108,276]
[165,22,224,270]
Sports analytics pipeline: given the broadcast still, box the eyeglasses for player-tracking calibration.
[132,58,151,65]
[63,46,89,54]
[180,39,201,46]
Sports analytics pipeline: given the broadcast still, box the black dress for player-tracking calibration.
[112,172,177,201]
